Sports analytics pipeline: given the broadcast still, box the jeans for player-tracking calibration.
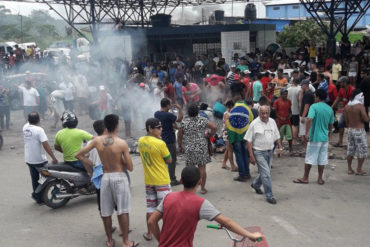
[65,160,85,171]
[166,143,177,181]
[27,162,47,203]
[252,150,274,199]
[232,140,250,177]
[0,105,10,129]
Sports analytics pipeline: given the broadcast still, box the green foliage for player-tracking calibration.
[336,32,366,44]
[277,19,328,47]
[0,6,84,50]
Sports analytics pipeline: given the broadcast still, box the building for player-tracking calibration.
[264,0,370,29]
[115,23,276,64]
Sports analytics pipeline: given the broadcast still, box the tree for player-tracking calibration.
[0,5,11,16]
[277,19,327,47]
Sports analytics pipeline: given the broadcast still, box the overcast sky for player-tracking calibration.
[2,1,266,23]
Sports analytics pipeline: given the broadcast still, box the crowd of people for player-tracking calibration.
[15,37,370,247]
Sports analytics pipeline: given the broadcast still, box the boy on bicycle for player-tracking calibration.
[148,166,263,247]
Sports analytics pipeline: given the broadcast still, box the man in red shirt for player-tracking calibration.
[163,79,174,102]
[148,166,263,247]
[273,89,293,152]
[331,76,354,147]
[261,71,271,93]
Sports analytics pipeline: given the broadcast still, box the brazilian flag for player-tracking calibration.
[226,101,254,142]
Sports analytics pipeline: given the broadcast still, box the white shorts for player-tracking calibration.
[299,117,307,136]
[348,72,357,77]
[100,172,130,217]
[305,142,328,166]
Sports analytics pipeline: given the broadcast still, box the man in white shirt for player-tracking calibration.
[287,78,301,144]
[59,80,75,111]
[23,112,58,204]
[18,80,40,120]
[244,105,283,205]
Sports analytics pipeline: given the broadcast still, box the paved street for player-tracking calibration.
[1,110,370,247]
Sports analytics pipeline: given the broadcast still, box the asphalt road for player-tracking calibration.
[1,110,370,247]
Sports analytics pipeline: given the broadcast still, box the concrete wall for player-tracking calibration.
[221,31,250,65]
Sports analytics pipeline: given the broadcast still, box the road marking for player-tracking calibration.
[271,216,313,243]
[271,216,300,235]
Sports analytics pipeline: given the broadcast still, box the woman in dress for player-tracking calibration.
[178,103,216,194]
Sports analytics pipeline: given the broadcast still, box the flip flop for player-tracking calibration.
[221,166,230,170]
[130,241,139,247]
[143,233,152,241]
[332,143,344,147]
[318,180,325,185]
[199,189,208,194]
[231,168,238,172]
[355,171,368,176]
[347,170,354,175]
[106,239,115,247]
[293,178,308,184]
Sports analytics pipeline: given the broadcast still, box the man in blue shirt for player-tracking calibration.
[293,89,334,185]
[174,76,184,106]
[317,74,329,102]
[154,98,183,186]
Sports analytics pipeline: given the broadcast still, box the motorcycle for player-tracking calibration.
[35,163,96,209]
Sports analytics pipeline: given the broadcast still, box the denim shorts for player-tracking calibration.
[305,142,328,166]
[338,113,346,129]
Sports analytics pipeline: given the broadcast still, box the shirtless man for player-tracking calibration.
[76,114,138,247]
[344,90,370,176]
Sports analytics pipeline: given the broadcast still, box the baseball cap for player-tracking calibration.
[145,118,161,131]
[244,70,251,74]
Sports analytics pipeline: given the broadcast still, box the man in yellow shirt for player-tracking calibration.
[332,58,342,82]
[272,69,288,98]
[138,118,172,242]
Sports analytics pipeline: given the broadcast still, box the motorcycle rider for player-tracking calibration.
[23,112,58,204]
[54,111,93,175]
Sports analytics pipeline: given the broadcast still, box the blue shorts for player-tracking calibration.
[305,142,328,166]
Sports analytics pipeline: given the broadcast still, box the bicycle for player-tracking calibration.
[207,224,268,247]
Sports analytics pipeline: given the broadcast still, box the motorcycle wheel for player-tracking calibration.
[42,180,71,209]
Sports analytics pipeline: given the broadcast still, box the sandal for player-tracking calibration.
[199,189,208,194]
[355,171,368,176]
[293,178,308,184]
[221,166,230,170]
[143,233,152,241]
[317,180,325,185]
[106,239,115,247]
[347,170,354,175]
[130,241,139,247]
[332,143,344,147]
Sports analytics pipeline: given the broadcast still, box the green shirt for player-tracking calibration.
[307,102,334,142]
[55,128,92,161]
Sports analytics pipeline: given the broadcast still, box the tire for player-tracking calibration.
[42,180,71,209]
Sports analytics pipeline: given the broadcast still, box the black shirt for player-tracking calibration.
[300,91,315,116]
[360,76,370,106]
[230,82,245,95]
[154,111,177,144]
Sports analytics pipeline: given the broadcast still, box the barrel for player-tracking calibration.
[214,10,225,22]
[245,3,256,21]
[151,14,172,27]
